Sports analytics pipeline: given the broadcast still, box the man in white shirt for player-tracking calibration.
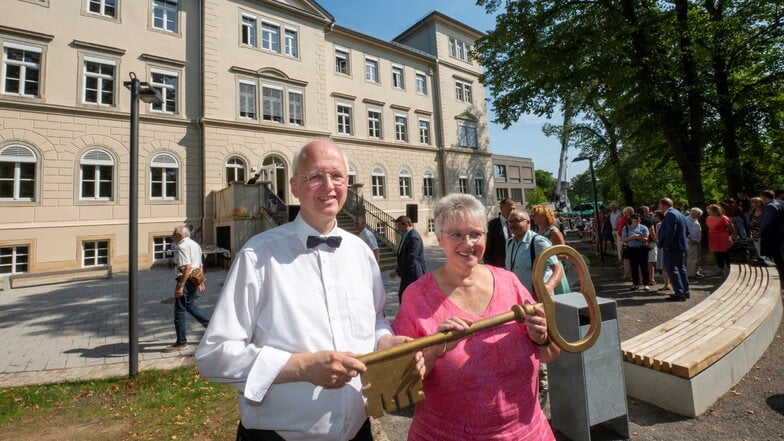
[196,139,422,441]
[354,216,380,264]
[609,203,622,260]
[686,207,704,278]
[164,225,210,352]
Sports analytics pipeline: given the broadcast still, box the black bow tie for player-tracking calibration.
[307,235,342,249]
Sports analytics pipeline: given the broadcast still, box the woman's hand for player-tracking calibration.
[436,317,473,354]
[524,304,549,346]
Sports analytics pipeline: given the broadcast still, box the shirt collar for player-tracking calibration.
[292,213,341,248]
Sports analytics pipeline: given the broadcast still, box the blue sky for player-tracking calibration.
[316,0,588,179]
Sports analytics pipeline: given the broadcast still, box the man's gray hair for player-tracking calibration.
[173,225,190,237]
[690,207,703,217]
[433,193,487,233]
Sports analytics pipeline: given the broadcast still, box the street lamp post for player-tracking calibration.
[123,72,162,378]
[573,156,603,261]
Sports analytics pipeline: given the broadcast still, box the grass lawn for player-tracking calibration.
[0,366,239,440]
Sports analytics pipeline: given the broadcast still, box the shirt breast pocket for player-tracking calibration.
[347,289,375,341]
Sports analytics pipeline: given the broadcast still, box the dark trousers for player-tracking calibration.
[713,251,731,270]
[664,249,690,298]
[236,419,373,441]
[174,279,210,344]
[627,246,649,286]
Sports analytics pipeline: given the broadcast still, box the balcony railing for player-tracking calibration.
[259,185,288,226]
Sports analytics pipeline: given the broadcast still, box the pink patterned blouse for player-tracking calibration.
[391,266,555,441]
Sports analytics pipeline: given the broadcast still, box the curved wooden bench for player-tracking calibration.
[620,263,781,417]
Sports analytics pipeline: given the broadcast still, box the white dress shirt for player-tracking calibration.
[174,236,202,274]
[195,214,391,441]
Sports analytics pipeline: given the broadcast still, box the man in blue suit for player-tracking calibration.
[658,197,690,301]
[389,215,426,303]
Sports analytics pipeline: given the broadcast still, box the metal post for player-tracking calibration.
[126,74,140,378]
[588,158,602,261]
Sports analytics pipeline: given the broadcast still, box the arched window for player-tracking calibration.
[348,163,357,187]
[398,167,412,198]
[150,152,179,200]
[80,148,115,200]
[225,156,246,184]
[0,144,37,201]
[473,171,484,198]
[422,169,435,199]
[371,166,386,198]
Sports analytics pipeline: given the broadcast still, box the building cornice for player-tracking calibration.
[330,25,436,66]
[0,99,193,127]
[199,117,331,138]
[70,40,126,56]
[140,53,187,68]
[393,11,485,43]
[331,135,440,154]
[0,25,54,42]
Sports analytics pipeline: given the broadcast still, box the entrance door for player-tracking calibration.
[262,155,287,203]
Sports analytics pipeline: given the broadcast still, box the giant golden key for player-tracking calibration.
[358,245,602,418]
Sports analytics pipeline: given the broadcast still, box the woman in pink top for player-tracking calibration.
[392,193,559,441]
[706,203,734,276]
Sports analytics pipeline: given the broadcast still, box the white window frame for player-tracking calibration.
[347,163,357,187]
[152,0,178,33]
[449,37,471,62]
[398,167,412,198]
[367,108,382,138]
[79,148,115,201]
[335,48,350,75]
[82,239,109,267]
[391,64,404,89]
[261,20,280,53]
[458,173,468,194]
[225,156,246,184]
[149,68,178,114]
[458,121,478,149]
[474,171,484,198]
[336,103,353,135]
[239,80,257,120]
[0,144,37,201]
[284,27,298,57]
[241,13,257,47]
[0,245,29,274]
[365,57,379,83]
[86,0,117,18]
[288,89,304,126]
[415,71,427,95]
[418,118,430,145]
[153,236,175,262]
[82,56,116,106]
[395,114,408,142]
[371,166,386,198]
[455,79,472,103]
[494,164,507,180]
[262,84,284,123]
[149,152,179,200]
[2,42,42,98]
[423,170,435,199]
[427,218,435,233]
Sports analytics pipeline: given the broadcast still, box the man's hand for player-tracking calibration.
[197,283,206,293]
[174,287,184,298]
[300,351,367,389]
[376,335,426,381]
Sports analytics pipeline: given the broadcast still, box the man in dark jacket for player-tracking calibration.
[658,197,690,301]
[759,189,784,287]
[484,198,516,267]
[389,216,426,302]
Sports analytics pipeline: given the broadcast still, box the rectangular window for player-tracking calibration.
[3,43,42,97]
[494,164,507,179]
[239,81,257,120]
[80,164,113,200]
[88,0,117,18]
[0,245,29,274]
[368,109,382,138]
[371,175,385,198]
[423,176,434,198]
[395,115,408,142]
[427,218,435,233]
[335,49,350,75]
[455,80,472,103]
[241,14,257,47]
[150,69,178,113]
[152,0,178,33]
[150,166,177,199]
[474,177,484,198]
[415,72,427,95]
[458,121,478,148]
[392,65,404,89]
[284,28,298,57]
[288,90,303,125]
[337,104,352,135]
[83,240,109,267]
[261,21,280,52]
[0,159,35,201]
[497,188,509,201]
[449,37,471,62]
[262,85,283,122]
[365,58,378,83]
[399,175,411,198]
[458,177,468,194]
[418,119,430,145]
[83,57,115,106]
[153,236,175,261]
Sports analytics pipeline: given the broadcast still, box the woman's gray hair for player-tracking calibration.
[433,193,487,233]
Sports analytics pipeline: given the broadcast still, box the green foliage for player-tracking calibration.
[525,186,550,207]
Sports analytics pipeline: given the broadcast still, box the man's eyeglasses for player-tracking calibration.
[508,218,529,224]
[300,170,346,187]
[441,231,485,243]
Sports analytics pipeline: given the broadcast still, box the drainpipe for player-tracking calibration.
[198,0,207,241]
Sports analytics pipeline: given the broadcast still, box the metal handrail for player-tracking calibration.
[259,185,288,226]
[345,188,400,250]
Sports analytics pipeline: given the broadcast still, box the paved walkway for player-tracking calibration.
[0,245,446,389]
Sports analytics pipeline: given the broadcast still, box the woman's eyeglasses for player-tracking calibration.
[441,231,485,243]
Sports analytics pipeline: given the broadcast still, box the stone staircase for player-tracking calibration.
[336,211,398,271]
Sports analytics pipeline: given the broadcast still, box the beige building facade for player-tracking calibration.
[0,0,502,278]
